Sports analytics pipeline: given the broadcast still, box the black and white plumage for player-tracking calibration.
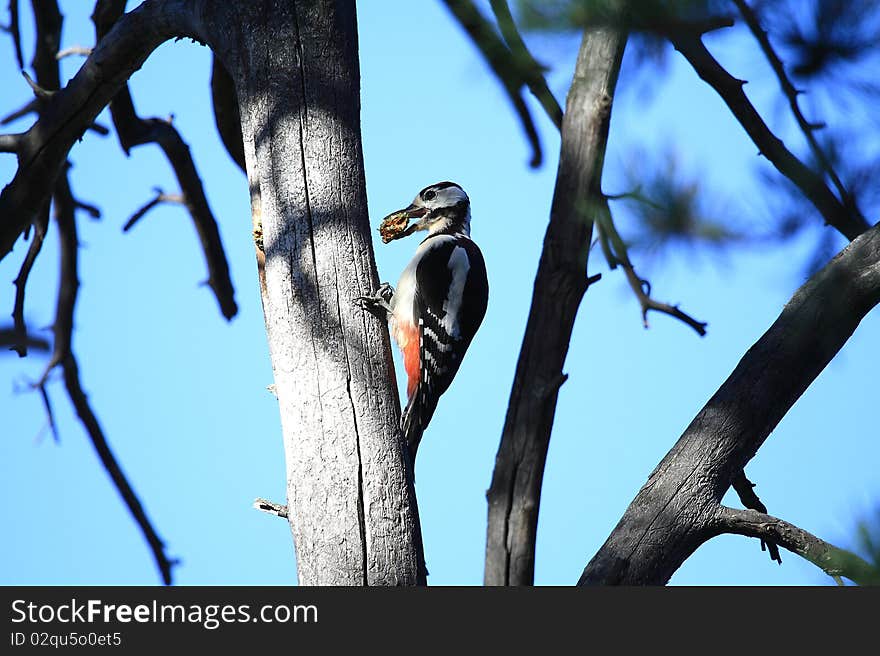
[361,182,488,461]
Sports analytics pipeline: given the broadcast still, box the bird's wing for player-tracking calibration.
[401,236,488,459]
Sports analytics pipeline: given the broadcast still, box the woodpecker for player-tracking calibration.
[358,181,488,462]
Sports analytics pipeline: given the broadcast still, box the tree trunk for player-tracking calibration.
[485,28,626,586]
[204,0,425,585]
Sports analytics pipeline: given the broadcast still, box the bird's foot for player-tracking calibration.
[354,282,394,314]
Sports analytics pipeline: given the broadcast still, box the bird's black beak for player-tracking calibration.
[379,204,429,243]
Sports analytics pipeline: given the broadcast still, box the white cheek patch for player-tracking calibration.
[431,186,468,210]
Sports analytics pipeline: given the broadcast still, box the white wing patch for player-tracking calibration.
[391,235,457,330]
[442,246,471,339]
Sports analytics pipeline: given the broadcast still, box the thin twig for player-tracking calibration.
[11,204,49,357]
[441,0,543,167]
[669,25,869,241]
[732,0,861,223]
[36,382,59,443]
[716,507,880,585]
[123,188,184,232]
[75,198,101,219]
[0,326,49,352]
[92,1,237,320]
[1,97,38,124]
[0,132,20,151]
[52,175,176,584]
[21,70,54,99]
[64,353,177,584]
[731,470,782,564]
[86,121,109,136]
[55,44,93,59]
[8,0,24,70]
[596,200,707,336]
[0,0,207,263]
[254,497,289,519]
[488,0,563,129]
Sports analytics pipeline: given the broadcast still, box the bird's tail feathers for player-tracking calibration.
[401,383,439,463]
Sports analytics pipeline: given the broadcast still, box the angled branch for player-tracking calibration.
[254,497,289,519]
[441,0,543,167]
[668,25,870,241]
[35,382,59,443]
[488,0,563,129]
[56,45,93,59]
[93,0,236,319]
[596,200,707,336]
[0,0,207,263]
[10,203,49,357]
[14,0,176,584]
[22,70,54,99]
[581,219,880,584]
[63,352,177,584]
[1,98,38,125]
[7,0,24,70]
[123,188,184,232]
[51,174,175,585]
[732,0,860,223]
[715,507,879,585]
[0,132,20,152]
[0,325,49,352]
[731,470,781,564]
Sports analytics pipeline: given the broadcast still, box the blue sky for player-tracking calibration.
[1,1,877,586]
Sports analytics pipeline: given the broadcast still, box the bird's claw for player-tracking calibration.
[354,282,394,314]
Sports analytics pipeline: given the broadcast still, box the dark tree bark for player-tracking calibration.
[580,219,880,584]
[485,28,625,586]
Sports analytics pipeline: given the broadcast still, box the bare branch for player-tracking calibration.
[63,352,177,584]
[715,507,879,585]
[0,98,106,135]
[618,258,708,336]
[596,201,707,336]
[56,45,93,60]
[441,0,543,167]
[254,498,289,519]
[123,188,184,232]
[9,0,177,585]
[50,173,176,584]
[74,198,101,219]
[581,219,880,584]
[10,203,49,357]
[7,0,24,70]
[1,98,38,124]
[21,70,54,99]
[0,133,20,152]
[0,0,208,263]
[485,28,626,586]
[488,0,563,129]
[36,382,59,443]
[732,0,861,222]
[92,1,237,320]
[731,470,781,564]
[0,325,49,352]
[669,26,870,241]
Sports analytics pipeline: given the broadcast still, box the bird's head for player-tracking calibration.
[379,181,471,243]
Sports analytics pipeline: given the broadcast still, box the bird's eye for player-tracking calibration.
[423,190,436,201]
